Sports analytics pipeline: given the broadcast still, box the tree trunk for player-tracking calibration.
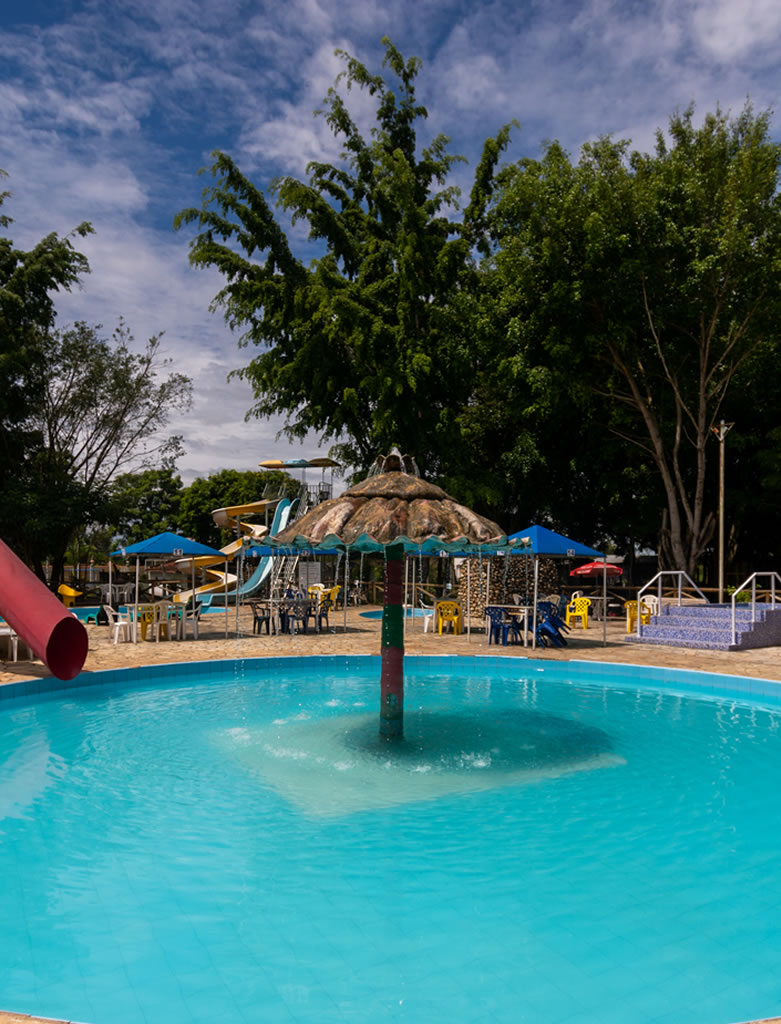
[380,542,404,740]
[51,553,66,591]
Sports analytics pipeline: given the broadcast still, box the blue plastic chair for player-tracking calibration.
[533,602,570,647]
[536,617,568,647]
[486,606,513,646]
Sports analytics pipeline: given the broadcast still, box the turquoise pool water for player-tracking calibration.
[69,604,227,622]
[69,605,102,622]
[2,657,781,1024]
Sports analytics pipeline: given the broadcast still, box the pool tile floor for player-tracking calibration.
[3,605,781,1024]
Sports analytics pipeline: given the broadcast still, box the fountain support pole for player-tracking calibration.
[380,542,405,739]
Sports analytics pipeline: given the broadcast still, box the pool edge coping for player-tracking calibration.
[1,652,781,708]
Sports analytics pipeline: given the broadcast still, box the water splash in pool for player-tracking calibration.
[219,707,624,816]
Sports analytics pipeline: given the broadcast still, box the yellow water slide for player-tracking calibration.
[173,498,282,603]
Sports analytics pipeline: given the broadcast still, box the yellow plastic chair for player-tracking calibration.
[565,596,591,629]
[326,585,342,609]
[136,605,154,642]
[624,600,651,633]
[137,604,170,642]
[435,600,462,635]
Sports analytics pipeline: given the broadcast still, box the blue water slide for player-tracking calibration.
[206,499,292,606]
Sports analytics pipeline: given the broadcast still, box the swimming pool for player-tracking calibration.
[69,603,228,623]
[1,656,781,1024]
[69,604,103,622]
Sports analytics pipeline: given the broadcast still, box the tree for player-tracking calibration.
[106,467,185,547]
[175,38,513,483]
[178,469,298,547]
[0,174,93,501]
[3,320,193,584]
[489,104,781,573]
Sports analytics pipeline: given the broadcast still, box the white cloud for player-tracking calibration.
[2,0,780,490]
[690,0,781,62]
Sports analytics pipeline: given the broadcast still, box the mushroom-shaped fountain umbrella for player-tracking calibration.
[271,452,509,740]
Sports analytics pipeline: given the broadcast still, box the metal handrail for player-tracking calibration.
[730,572,781,646]
[636,571,709,636]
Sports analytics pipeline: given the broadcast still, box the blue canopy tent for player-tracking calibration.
[111,532,228,641]
[112,531,226,559]
[508,525,607,647]
[508,525,601,560]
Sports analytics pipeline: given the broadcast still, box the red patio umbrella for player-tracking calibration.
[569,561,622,578]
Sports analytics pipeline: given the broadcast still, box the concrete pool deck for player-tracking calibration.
[3,604,781,688]
[2,606,781,1024]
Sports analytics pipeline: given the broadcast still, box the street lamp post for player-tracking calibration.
[712,419,734,604]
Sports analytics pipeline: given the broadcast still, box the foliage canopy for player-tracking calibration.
[176,38,513,481]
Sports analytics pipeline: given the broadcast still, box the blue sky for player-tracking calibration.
[2,0,779,486]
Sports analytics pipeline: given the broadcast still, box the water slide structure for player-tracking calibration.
[0,538,88,680]
[173,498,292,606]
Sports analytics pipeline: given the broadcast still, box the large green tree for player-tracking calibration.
[488,104,781,573]
[176,38,512,483]
[107,467,185,547]
[0,174,93,507]
[178,469,298,548]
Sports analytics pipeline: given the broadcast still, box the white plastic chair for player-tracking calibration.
[419,598,435,633]
[0,624,18,661]
[103,605,131,645]
[181,601,202,640]
[151,601,175,642]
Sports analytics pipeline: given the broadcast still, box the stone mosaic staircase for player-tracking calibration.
[626,603,781,651]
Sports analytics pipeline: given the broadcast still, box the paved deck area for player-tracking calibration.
[3,604,781,687]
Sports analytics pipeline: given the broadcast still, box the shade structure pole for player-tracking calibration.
[380,542,405,740]
[602,560,607,647]
[403,554,409,640]
[409,555,415,634]
[107,557,112,611]
[532,556,539,649]
[236,543,243,637]
[467,557,472,642]
[133,556,141,643]
[224,559,229,638]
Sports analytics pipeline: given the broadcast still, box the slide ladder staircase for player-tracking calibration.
[269,485,314,599]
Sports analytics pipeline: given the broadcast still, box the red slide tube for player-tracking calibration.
[0,538,88,680]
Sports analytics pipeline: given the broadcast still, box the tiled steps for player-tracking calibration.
[625,603,781,651]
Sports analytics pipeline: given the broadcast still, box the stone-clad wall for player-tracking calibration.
[457,556,560,619]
